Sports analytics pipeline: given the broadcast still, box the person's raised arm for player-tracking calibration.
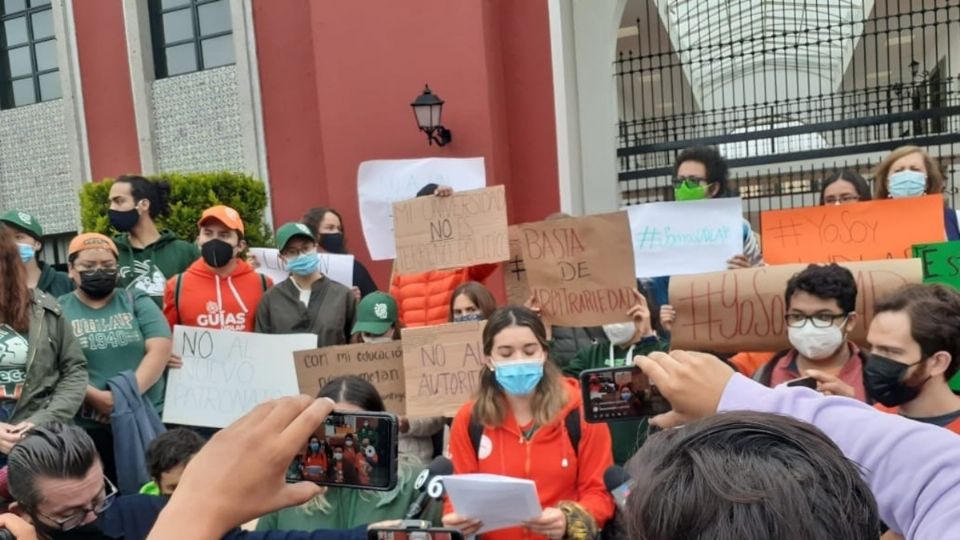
[636,350,960,539]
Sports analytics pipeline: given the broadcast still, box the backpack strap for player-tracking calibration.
[468,409,581,458]
[259,273,268,291]
[565,409,581,455]
[468,414,484,457]
[174,274,184,323]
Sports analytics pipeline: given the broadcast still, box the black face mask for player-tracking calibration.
[319,233,346,254]
[78,269,118,300]
[107,208,140,233]
[33,518,107,540]
[864,353,929,407]
[201,239,235,268]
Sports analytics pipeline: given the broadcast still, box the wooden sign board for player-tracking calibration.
[503,225,531,305]
[668,259,922,353]
[401,321,486,417]
[393,186,510,274]
[518,212,637,326]
[293,341,406,416]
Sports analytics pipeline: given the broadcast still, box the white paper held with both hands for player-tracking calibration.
[442,473,542,534]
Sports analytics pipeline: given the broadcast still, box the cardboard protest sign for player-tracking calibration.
[626,198,744,278]
[668,259,922,353]
[503,225,531,305]
[293,342,406,415]
[518,212,637,326]
[357,157,486,260]
[401,321,486,417]
[163,326,315,428]
[393,186,510,275]
[912,241,960,289]
[248,247,354,287]
[761,196,945,264]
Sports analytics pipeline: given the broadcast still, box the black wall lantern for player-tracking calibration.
[411,85,452,146]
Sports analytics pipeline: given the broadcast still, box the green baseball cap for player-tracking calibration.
[0,210,43,240]
[352,292,398,336]
[275,222,315,252]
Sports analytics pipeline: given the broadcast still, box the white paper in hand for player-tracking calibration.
[443,474,542,534]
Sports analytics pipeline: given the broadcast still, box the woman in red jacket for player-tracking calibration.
[443,306,615,540]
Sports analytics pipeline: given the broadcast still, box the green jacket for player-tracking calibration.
[114,230,199,307]
[14,290,87,425]
[37,262,74,298]
[562,336,669,465]
[256,462,440,530]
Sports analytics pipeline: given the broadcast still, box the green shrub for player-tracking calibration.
[80,172,273,247]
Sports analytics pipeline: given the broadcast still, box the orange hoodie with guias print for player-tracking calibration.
[445,377,615,540]
[162,258,271,332]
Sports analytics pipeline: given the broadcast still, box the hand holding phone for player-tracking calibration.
[580,366,672,423]
[367,526,464,540]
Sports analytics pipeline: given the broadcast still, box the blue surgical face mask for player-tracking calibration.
[309,442,320,452]
[16,243,34,263]
[286,253,320,276]
[494,359,545,396]
[887,170,927,198]
[453,313,485,323]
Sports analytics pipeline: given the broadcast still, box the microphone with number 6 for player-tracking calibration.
[404,456,454,519]
[604,465,634,510]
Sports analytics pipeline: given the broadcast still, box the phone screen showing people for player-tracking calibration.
[367,529,464,540]
[287,411,398,491]
[580,366,672,422]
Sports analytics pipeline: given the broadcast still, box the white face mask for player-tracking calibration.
[602,322,636,346]
[787,320,846,360]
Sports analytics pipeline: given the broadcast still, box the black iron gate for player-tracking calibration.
[615,0,960,230]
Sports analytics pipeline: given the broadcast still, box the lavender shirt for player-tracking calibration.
[720,374,960,539]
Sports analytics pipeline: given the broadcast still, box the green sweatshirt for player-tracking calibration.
[114,230,199,307]
[562,336,669,464]
[36,262,74,297]
[256,463,440,530]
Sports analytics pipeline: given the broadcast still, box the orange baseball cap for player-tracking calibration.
[68,233,119,257]
[198,205,245,234]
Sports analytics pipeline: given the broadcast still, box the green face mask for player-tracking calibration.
[674,180,708,201]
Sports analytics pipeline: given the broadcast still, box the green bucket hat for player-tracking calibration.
[352,292,398,336]
[0,210,42,240]
[275,222,315,252]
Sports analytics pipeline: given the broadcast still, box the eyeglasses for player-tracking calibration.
[673,176,707,187]
[34,477,117,531]
[823,194,860,205]
[785,313,849,328]
[281,246,317,258]
[74,263,118,272]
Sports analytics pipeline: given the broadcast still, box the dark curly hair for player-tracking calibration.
[785,264,857,314]
[115,175,172,219]
[674,146,732,198]
[624,411,880,540]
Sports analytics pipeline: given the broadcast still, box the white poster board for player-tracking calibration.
[163,326,316,428]
[626,198,744,278]
[357,157,487,260]
[248,247,354,287]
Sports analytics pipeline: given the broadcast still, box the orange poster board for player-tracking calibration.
[760,195,945,264]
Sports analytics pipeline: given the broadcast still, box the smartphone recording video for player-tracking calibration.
[785,376,818,390]
[286,411,398,491]
[367,528,464,540]
[580,366,671,423]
